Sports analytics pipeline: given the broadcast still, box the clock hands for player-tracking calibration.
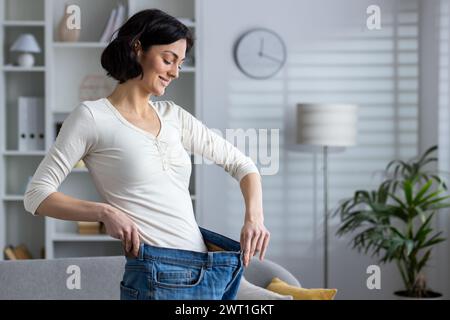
[259,37,264,56]
[260,52,282,63]
[258,37,281,63]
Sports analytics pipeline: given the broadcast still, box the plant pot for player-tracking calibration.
[394,290,443,300]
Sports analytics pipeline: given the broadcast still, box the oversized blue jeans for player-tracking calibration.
[120,227,244,300]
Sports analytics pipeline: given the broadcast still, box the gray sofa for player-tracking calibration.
[0,255,300,299]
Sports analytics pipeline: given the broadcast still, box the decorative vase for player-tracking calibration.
[57,4,80,42]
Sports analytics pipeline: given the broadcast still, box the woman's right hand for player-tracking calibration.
[100,204,140,257]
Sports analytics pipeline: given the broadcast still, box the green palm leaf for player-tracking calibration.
[333,145,450,297]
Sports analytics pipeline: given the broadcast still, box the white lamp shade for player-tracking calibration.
[10,33,41,53]
[296,103,358,147]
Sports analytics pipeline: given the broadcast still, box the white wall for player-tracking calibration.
[196,0,445,299]
[434,0,450,299]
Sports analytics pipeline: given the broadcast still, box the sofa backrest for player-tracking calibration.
[0,256,125,300]
[0,256,300,300]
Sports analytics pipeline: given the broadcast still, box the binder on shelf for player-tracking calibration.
[17,97,29,151]
[27,98,38,150]
[17,96,44,151]
[36,98,45,150]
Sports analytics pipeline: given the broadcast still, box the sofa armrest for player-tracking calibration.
[243,257,301,288]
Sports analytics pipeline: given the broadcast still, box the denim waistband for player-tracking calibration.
[134,227,243,268]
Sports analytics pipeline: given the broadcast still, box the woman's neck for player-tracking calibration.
[107,81,151,117]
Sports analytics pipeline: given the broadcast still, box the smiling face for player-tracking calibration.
[135,39,187,96]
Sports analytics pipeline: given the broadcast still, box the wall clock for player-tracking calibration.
[233,28,287,79]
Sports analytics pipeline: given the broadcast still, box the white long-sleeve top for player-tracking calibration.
[23,98,260,252]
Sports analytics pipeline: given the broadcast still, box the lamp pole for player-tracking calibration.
[296,103,358,289]
[323,145,329,288]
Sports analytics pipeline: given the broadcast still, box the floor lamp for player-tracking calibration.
[296,103,358,288]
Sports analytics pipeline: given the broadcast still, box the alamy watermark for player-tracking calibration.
[66,264,81,290]
[366,265,381,290]
[65,4,81,30]
[366,5,381,30]
[181,128,280,176]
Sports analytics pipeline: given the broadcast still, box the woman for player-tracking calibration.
[23,9,269,300]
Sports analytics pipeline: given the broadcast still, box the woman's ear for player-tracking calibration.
[133,40,142,57]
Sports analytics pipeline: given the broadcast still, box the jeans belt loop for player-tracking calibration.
[206,251,213,269]
[138,243,145,261]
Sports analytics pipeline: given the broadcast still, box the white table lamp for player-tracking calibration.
[296,103,358,288]
[10,33,41,67]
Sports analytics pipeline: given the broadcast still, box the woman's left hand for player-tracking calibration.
[240,218,270,267]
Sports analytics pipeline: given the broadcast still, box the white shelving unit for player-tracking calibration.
[2,66,46,72]
[3,21,46,27]
[0,0,201,260]
[52,42,107,48]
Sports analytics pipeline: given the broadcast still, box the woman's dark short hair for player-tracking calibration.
[101,9,194,83]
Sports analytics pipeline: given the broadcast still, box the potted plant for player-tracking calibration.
[333,146,450,298]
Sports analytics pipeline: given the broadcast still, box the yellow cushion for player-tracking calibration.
[266,277,337,300]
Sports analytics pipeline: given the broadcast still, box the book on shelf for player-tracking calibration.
[3,244,33,260]
[14,244,33,259]
[100,3,127,43]
[4,246,16,260]
[111,4,126,41]
[99,7,117,43]
[100,222,107,234]
[77,221,101,234]
[74,159,86,169]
